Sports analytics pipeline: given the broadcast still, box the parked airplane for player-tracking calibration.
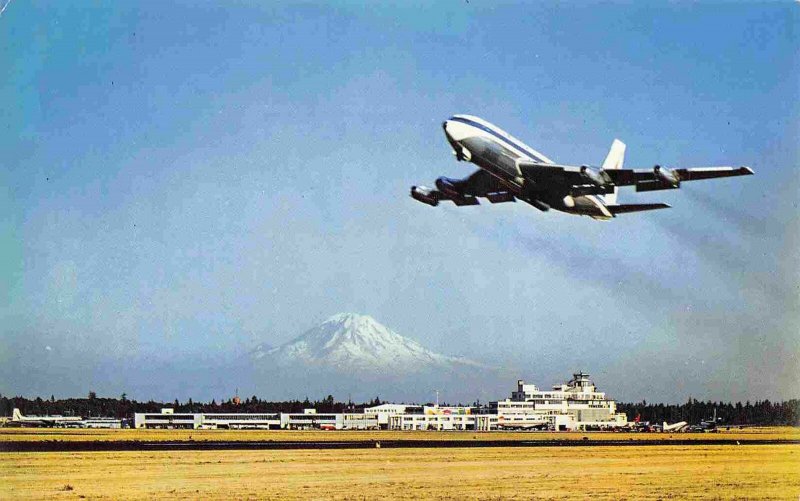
[662,421,688,432]
[687,409,723,432]
[11,408,83,427]
[410,115,753,220]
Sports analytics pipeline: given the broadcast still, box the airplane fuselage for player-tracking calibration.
[442,115,614,218]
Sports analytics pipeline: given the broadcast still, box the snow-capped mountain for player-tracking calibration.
[251,313,482,374]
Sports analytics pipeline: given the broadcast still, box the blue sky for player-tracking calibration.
[2,2,797,402]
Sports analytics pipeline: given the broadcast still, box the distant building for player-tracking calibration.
[388,372,627,431]
[132,371,627,432]
[134,409,280,430]
[489,372,627,430]
[134,410,198,429]
[134,408,377,430]
[281,409,339,430]
[389,406,482,431]
[82,417,123,429]
[364,404,423,429]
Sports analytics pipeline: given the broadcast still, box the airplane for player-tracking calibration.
[662,421,688,432]
[410,115,754,220]
[11,407,83,427]
[686,408,723,432]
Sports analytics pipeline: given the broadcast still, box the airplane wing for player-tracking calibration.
[410,169,516,207]
[605,166,754,192]
[517,161,582,185]
[516,161,614,197]
[518,161,753,194]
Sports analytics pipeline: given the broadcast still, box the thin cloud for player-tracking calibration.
[681,186,770,238]
[449,208,684,309]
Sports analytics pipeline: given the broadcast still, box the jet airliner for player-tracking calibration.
[411,115,753,220]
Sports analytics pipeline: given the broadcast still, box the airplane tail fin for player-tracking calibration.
[12,408,22,421]
[601,139,625,205]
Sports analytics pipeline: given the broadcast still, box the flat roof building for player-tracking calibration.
[133,371,626,432]
[490,372,627,430]
[134,410,280,430]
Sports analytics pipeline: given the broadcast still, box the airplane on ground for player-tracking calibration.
[686,409,724,432]
[662,421,689,432]
[410,115,754,220]
[11,408,83,427]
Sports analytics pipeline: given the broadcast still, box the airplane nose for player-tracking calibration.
[442,121,454,141]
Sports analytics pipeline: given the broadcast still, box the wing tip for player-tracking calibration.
[740,166,755,175]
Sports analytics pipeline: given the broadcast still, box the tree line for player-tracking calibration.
[617,398,799,426]
[0,393,385,419]
[1,393,798,425]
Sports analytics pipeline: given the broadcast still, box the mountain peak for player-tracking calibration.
[323,312,380,329]
[252,313,482,373]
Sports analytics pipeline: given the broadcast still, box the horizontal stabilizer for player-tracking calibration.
[606,203,671,215]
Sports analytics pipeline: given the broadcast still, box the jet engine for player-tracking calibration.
[410,186,439,206]
[435,177,461,198]
[653,165,680,187]
[580,165,612,187]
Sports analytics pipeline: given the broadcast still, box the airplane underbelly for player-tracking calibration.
[460,137,522,188]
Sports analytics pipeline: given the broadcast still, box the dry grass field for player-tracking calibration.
[2,444,799,500]
[1,426,798,444]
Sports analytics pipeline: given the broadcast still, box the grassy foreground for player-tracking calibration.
[1,426,798,443]
[3,444,799,500]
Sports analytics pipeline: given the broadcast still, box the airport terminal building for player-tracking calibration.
[133,372,627,431]
[134,408,379,430]
[133,410,281,430]
[488,372,628,431]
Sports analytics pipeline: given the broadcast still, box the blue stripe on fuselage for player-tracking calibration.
[449,116,546,163]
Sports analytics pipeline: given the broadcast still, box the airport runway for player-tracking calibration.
[3,438,799,452]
